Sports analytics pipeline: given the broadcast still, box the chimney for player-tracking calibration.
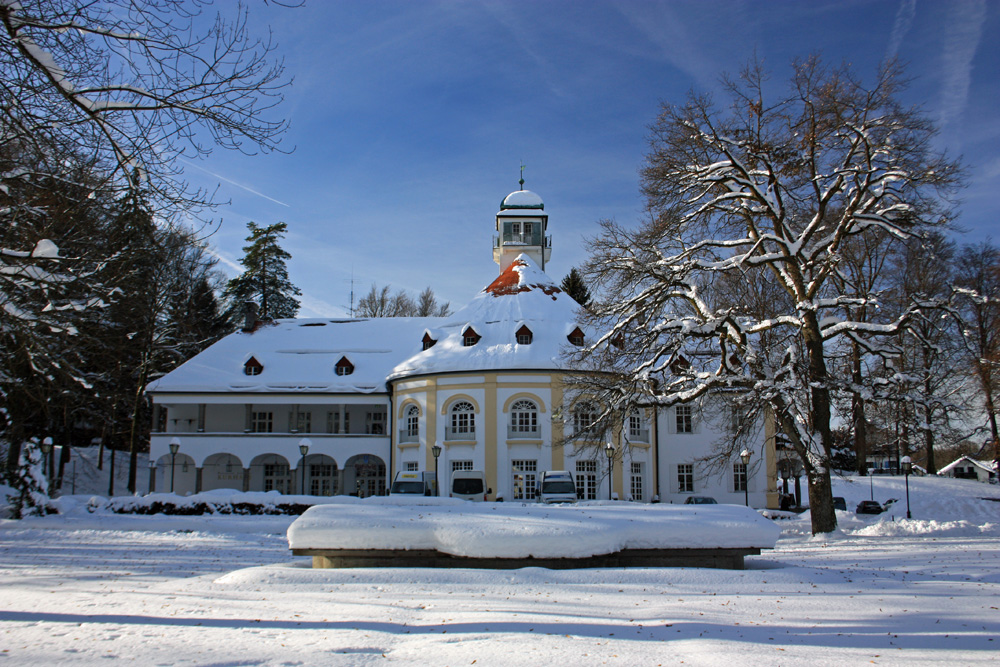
[242,301,260,332]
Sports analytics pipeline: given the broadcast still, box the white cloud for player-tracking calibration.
[939,0,986,127]
[886,0,917,59]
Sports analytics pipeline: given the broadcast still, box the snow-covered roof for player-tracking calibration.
[937,456,997,475]
[500,189,544,211]
[388,254,587,381]
[147,317,441,395]
[148,255,586,395]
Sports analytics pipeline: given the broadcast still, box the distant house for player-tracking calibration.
[146,186,777,506]
[937,456,998,484]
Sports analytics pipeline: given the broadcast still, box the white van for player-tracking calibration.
[450,470,491,501]
[389,471,437,496]
[537,470,578,504]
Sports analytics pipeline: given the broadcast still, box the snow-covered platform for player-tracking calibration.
[287,497,781,570]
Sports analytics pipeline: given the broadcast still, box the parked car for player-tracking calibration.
[684,496,718,505]
[855,500,884,515]
[833,496,847,511]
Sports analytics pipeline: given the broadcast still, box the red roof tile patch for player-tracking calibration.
[484,259,563,298]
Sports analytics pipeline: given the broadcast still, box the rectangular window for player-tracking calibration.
[576,460,598,500]
[677,463,694,493]
[290,411,311,433]
[676,405,693,434]
[734,462,748,493]
[405,461,419,472]
[451,460,474,472]
[511,459,538,500]
[263,463,288,493]
[366,410,386,435]
[155,406,168,432]
[630,462,643,501]
[327,410,350,434]
[250,411,273,433]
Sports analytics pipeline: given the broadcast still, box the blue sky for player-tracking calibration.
[185,0,999,318]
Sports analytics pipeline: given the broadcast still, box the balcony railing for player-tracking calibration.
[493,234,552,248]
[444,427,476,441]
[507,425,539,439]
[399,429,419,444]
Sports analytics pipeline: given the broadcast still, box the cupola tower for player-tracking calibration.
[493,184,551,272]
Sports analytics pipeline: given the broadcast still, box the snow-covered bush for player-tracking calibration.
[7,441,52,519]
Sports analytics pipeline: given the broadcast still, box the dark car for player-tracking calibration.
[855,500,884,515]
[684,496,718,505]
[833,496,847,511]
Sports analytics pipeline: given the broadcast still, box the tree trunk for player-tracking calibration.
[852,342,868,475]
[802,311,837,534]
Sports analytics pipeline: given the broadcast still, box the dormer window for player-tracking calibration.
[244,357,263,376]
[335,356,354,376]
[611,334,624,349]
[422,333,436,350]
[516,325,533,345]
[463,327,481,347]
[567,327,585,346]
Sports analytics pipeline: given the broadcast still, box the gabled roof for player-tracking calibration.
[938,456,998,475]
[389,254,587,380]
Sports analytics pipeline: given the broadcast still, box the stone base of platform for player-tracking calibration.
[292,547,762,570]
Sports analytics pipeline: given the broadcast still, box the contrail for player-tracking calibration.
[180,159,291,208]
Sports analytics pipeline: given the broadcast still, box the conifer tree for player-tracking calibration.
[560,267,591,307]
[224,222,301,323]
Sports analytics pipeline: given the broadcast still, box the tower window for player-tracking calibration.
[463,327,481,347]
[244,357,263,376]
[335,356,355,376]
[516,325,533,345]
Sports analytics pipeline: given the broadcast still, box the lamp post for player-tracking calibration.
[431,444,442,496]
[299,438,311,496]
[169,438,180,493]
[740,449,752,507]
[604,442,615,500]
[901,455,912,519]
[39,438,53,493]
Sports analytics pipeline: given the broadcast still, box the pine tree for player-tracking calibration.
[560,268,591,307]
[224,222,301,323]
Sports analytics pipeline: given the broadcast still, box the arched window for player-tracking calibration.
[449,401,476,438]
[405,405,420,438]
[510,399,538,435]
[244,357,263,376]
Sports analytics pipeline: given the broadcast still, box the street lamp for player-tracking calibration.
[169,438,180,493]
[431,444,442,496]
[740,449,752,507]
[604,442,615,500]
[901,455,912,519]
[39,438,53,493]
[299,438,311,496]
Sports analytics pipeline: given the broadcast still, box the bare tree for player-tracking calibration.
[356,284,450,318]
[570,57,961,534]
[954,241,1000,468]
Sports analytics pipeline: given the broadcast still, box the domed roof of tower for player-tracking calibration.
[500,189,544,211]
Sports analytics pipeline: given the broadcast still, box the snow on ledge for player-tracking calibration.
[286,497,780,559]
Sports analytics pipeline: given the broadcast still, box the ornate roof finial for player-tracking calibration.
[519,161,525,190]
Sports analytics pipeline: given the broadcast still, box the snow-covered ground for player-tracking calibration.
[1,475,998,666]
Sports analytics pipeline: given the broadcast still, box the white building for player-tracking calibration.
[938,456,998,484]
[147,187,777,506]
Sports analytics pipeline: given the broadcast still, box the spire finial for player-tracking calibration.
[519,162,525,190]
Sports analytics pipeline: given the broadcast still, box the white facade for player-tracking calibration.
[147,187,776,506]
